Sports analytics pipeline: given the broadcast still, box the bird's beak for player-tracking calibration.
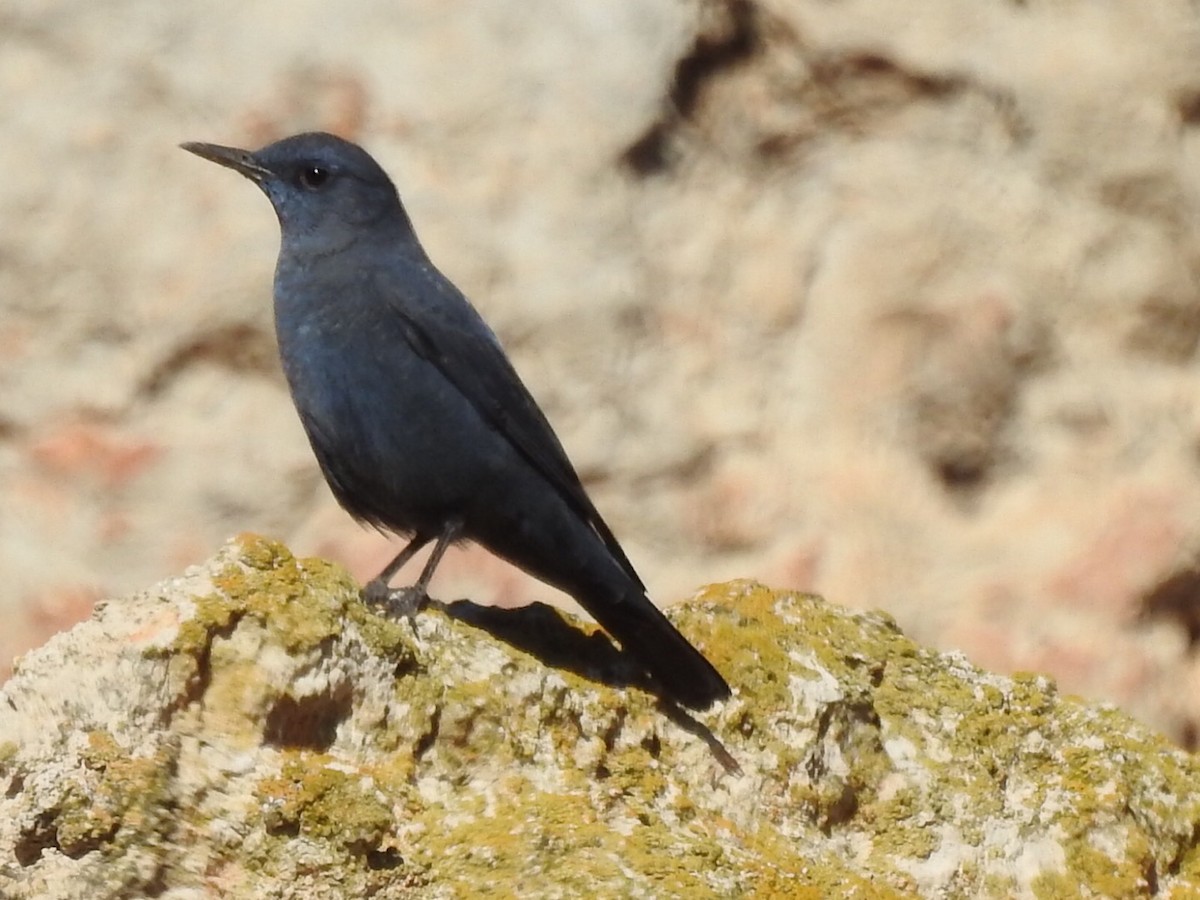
[180,141,273,182]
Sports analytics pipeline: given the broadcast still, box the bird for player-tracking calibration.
[181,131,731,711]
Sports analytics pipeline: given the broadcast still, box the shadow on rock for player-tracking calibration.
[428,597,659,696]
[425,597,741,773]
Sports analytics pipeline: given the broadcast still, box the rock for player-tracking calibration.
[1,535,1197,898]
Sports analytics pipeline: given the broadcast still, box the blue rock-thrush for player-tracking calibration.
[181,132,730,710]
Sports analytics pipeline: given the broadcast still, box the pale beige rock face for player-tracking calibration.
[5,1,1200,747]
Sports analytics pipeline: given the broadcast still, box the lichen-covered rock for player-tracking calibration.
[0,535,1197,898]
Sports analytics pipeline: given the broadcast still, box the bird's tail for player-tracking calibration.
[576,585,731,711]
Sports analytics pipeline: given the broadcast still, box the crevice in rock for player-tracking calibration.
[0,414,20,442]
[14,810,59,867]
[142,861,171,898]
[413,704,442,764]
[263,681,353,751]
[160,611,245,726]
[1181,722,1198,753]
[640,731,662,759]
[807,51,963,105]
[1124,294,1200,363]
[621,0,759,175]
[1140,566,1200,647]
[623,2,1031,174]
[594,708,628,780]
[366,847,404,871]
[451,705,485,748]
[138,322,279,399]
[4,773,23,799]
[1177,90,1200,126]
[601,709,627,755]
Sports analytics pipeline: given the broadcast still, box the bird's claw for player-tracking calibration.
[387,586,430,619]
[361,579,392,607]
[362,581,429,621]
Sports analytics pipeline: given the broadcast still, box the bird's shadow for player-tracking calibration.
[427,597,657,694]
[423,597,740,774]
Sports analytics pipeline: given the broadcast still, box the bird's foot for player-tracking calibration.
[362,580,430,620]
[387,586,430,618]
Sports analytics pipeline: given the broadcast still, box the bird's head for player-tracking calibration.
[182,132,412,250]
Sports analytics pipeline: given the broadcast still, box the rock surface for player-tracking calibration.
[1,536,1197,898]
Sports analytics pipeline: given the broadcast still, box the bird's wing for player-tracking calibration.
[374,263,647,594]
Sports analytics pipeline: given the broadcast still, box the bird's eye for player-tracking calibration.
[298,166,330,190]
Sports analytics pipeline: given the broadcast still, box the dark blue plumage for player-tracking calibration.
[182,132,730,710]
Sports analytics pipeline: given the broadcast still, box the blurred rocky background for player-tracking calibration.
[5,0,1200,746]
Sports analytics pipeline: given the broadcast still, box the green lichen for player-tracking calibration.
[731,828,911,900]
[257,751,394,853]
[164,534,356,657]
[415,786,717,896]
[684,581,1200,896]
[345,598,418,662]
[0,741,17,771]
[159,534,417,707]
[54,730,178,859]
[210,534,357,655]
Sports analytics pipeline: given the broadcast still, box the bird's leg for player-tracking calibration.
[365,520,463,617]
[362,533,431,607]
[408,519,460,601]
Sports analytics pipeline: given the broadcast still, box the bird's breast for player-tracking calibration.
[271,290,508,529]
